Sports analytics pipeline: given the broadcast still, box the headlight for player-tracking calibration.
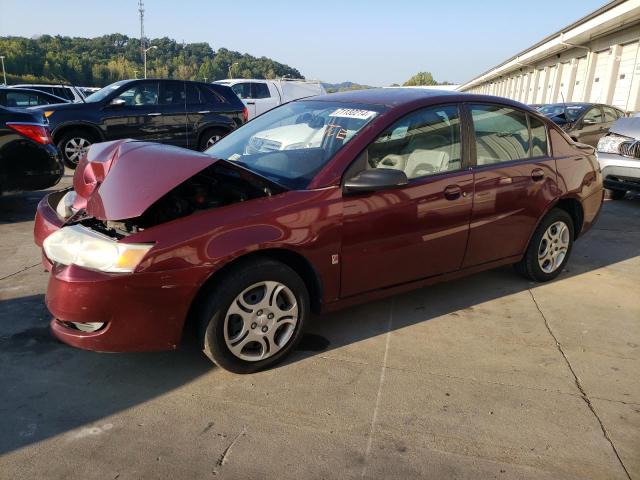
[56,191,77,219]
[43,225,152,273]
[597,134,631,154]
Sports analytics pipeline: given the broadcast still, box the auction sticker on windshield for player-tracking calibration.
[330,108,378,120]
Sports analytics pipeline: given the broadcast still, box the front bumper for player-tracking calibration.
[47,262,202,352]
[597,152,640,192]
[36,191,207,352]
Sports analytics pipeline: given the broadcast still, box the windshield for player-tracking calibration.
[205,100,385,189]
[84,80,129,103]
[538,104,587,122]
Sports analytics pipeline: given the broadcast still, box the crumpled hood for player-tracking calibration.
[73,139,217,220]
[609,117,640,140]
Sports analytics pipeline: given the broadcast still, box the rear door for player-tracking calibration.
[158,80,195,148]
[251,82,279,117]
[340,104,473,297]
[462,104,557,267]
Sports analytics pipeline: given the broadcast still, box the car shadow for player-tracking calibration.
[0,173,73,224]
[0,198,638,456]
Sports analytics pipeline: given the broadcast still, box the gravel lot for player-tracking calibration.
[1,173,638,479]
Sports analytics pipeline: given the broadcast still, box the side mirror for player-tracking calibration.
[344,168,408,194]
[109,98,126,107]
[582,117,597,126]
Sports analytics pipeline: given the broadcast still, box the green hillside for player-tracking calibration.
[0,34,303,86]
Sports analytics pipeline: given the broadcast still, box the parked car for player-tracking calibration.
[596,117,640,199]
[0,105,64,194]
[0,87,70,108]
[10,84,86,103]
[215,78,326,120]
[34,89,603,373]
[537,102,626,146]
[30,78,247,168]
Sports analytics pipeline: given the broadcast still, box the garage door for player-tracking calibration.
[571,56,588,101]
[543,65,558,103]
[589,49,612,103]
[558,62,572,103]
[534,69,545,103]
[612,41,639,110]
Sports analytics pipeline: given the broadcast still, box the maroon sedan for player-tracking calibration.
[34,89,603,373]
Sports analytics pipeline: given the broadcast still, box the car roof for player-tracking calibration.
[305,87,471,107]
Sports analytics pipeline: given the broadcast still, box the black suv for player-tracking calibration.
[32,79,247,168]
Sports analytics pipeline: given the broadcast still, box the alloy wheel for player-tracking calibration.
[537,221,570,274]
[64,137,91,164]
[205,135,221,149]
[223,281,299,361]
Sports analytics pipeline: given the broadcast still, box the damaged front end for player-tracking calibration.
[45,138,285,263]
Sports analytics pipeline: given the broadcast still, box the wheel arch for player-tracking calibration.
[184,248,324,334]
[52,123,104,145]
[553,197,584,239]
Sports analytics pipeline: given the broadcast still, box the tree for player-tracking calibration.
[403,71,437,87]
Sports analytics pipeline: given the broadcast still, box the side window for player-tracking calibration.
[529,115,549,157]
[470,104,530,165]
[603,106,619,122]
[54,87,72,101]
[6,91,42,107]
[583,107,603,124]
[231,83,252,99]
[367,105,462,179]
[159,82,202,105]
[252,83,271,99]
[116,82,159,106]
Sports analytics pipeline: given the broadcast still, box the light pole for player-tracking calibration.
[228,62,238,79]
[0,56,6,85]
[143,45,157,79]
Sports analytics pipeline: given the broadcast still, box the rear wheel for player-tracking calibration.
[197,258,309,374]
[516,208,574,282]
[606,189,626,200]
[199,128,227,151]
[57,129,96,169]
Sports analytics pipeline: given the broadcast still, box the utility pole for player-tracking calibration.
[0,56,6,85]
[138,0,145,74]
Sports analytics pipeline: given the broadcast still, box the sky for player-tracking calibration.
[0,0,609,86]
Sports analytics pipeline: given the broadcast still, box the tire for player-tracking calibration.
[197,258,310,374]
[606,189,626,200]
[57,129,97,169]
[516,208,575,282]
[199,128,227,151]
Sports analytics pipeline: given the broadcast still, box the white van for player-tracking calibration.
[215,78,326,120]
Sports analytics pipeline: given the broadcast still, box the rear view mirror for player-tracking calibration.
[109,98,126,107]
[344,168,408,194]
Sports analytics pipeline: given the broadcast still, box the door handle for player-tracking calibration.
[147,112,162,116]
[246,101,256,105]
[531,168,545,181]
[197,110,211,114]
[444,184,462,200]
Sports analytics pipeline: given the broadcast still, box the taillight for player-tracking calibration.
[242,107,249,123]
[7,123,53,145]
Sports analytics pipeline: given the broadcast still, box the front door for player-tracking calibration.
[574,106,605,147]
[463,104,558,267]
[250,82,279,118]
[340,104,473,297]
[102,81,165,142]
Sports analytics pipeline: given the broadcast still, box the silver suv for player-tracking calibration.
[597,117,640,199]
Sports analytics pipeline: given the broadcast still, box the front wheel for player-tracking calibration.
[197,258,309,374]
[516,208,574,282]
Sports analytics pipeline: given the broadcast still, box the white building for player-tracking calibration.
[459,0,640,113]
